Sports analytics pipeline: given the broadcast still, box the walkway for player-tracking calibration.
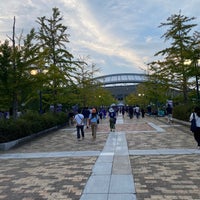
[0,114,200,200]
[80,116,135,199]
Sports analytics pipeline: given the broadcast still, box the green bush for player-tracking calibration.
[173,103,194,121]
[41,113,56,128]
[0,111,68,143]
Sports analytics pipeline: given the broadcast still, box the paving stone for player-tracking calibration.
[0,157,96,200]
[130,154,200,200]
[0,115,200,199]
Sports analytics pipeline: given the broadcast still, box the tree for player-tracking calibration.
[73,57,100,107]
[185,31,200,101]
[36,7,76,109]
[150,12,198,103]
[0,40,13,111]
[0,18,40,118]
[20,28,45,112]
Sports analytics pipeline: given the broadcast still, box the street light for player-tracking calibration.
[138,93,144,97]
[138,93,145,108]
[30,69,48,114]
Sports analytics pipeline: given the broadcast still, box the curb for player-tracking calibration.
[155,116,190,127]
[0,126,60,151]
[172,118,190,127]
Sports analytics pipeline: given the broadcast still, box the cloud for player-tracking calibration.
[1,0,200,75]
[60,0,147,72]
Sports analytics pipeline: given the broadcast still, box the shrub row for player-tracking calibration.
[0,111,68,143]
[173,103,196,121]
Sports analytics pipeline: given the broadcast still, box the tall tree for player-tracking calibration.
[186,31,200,100]
[0,40,12,112]
[150,12,197,103]
[20,28,43,110]
[36,7,76,109]
[73,57,100,107]
[0,18,39,118]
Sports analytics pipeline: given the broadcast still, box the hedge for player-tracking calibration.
[0,111,68,143]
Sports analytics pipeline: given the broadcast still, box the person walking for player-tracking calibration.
[135,105,140,119]
[74,109,85,141]
[166,104,173,123]
[189,106,200,149]
[122,106,125,118]
[141,108,145,118]
[128,106,134,119]
[68,110,74,127]
[108,107,116,132]
[89,108,99,140]
[98,109,103,123]
[82,107,90,128]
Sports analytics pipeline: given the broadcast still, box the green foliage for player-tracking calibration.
[0,111,68,143]
[149,11,199,103]
[0,118,32,142]
[36,7,76,106]
[173,103,193,121]
[0,7,104,116]
[0,40,13,110]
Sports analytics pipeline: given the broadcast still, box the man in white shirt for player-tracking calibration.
[134,105,140,119]
[74,109,85,141]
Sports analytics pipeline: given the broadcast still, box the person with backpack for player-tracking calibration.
[166,104,173,123]
[108,107,116,132]
[89,108,99,140]
[74,109,85,141]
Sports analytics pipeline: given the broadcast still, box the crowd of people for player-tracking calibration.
[69,105,147,141]
[69,104,176,142]
[0,111,10,119]
[71,106,117,141]
[67,103,200,151]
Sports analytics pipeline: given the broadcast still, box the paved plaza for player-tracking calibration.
[0,114,200,200]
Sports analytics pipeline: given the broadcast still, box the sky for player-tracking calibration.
[0,0,200,77]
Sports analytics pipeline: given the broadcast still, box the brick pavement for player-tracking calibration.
[130,154,200,200]
[0,115,200,200]
[0,157,96,200]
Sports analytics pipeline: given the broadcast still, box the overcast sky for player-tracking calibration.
[0,0,200,77]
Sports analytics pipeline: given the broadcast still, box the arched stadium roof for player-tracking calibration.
[94,73,147,86]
